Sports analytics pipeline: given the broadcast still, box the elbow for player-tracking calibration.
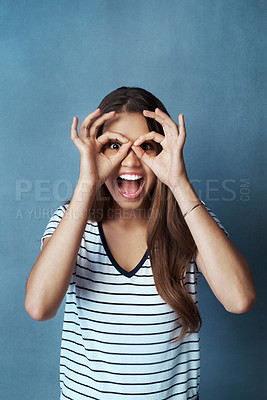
[25,298,56,321]
[225,290,257,314]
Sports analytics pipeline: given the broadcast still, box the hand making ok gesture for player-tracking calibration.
[71,109,132,190]
[131,108,189,191]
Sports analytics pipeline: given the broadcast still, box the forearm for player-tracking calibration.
[25,182,96,321]
[172,178,256,313]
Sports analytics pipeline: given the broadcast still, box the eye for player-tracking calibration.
[109,141,121,150]
[140,142,156,152]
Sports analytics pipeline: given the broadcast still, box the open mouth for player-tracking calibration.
[117,174,145,199]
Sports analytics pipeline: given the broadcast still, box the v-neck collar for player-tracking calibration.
[98,221,148,278]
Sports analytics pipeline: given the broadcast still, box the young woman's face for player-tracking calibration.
[102,112,158,213]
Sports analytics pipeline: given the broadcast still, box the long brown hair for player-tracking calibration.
[89,87,201,340]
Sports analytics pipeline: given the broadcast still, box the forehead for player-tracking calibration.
[103,112,149,140]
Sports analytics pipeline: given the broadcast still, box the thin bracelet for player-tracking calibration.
[183,200,205,218]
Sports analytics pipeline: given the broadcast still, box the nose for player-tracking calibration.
[121,148,141,168]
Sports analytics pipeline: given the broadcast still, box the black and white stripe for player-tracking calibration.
[41,203,226,399]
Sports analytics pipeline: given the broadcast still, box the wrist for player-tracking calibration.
[171,180,201,215]
[167,169,189,192]
[64,184,96,222]
[74,180,98,203]
[170,176,194,198]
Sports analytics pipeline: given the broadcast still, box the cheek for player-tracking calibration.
[104,176,119,196]
[146,168,156,185]
[102,148,115,157]
[104,178,113,193]
[151,176,157,190]
[145,174,157,196]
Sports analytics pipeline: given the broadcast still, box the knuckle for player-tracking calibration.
[80,122,88,129]
[90,122,99,131]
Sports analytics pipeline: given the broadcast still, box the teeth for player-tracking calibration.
[118,174,143,181]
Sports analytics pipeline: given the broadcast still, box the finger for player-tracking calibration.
[71,116,79,142]
[71,117,86,153]
[143,109,175,129]
[97,131,129,146]
[79,108,102,138]
[133,131,164,146]
[143,110,168,131]
[143,109,178,138]
[131,145,155,168]
[110,141,133,165]
[178,114,186,141]
[89,111,116,139]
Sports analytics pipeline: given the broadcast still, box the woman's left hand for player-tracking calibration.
[131,108,189,190]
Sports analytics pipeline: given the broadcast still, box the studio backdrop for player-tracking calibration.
[0,1,265,399]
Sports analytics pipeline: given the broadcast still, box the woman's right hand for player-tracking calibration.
[71,109,132,191]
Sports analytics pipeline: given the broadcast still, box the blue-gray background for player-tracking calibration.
[1,0,266,399]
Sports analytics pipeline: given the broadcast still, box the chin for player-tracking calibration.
[108,194,152,216]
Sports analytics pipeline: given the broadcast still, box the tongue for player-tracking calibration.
[120,179,140,194]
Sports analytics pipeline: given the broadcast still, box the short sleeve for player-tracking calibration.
[40,203,69,250]
[204,205,229,237]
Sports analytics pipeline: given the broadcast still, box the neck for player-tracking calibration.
[106,203,151,228]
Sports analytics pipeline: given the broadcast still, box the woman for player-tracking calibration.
[25,87,256,400]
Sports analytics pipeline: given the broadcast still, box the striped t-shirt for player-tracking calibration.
[41,204,226,400]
